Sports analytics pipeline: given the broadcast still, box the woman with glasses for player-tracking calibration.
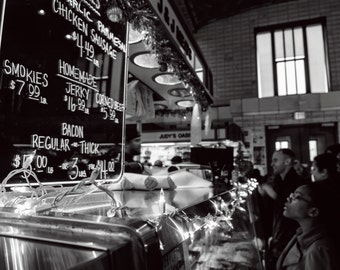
[276,182,339,270]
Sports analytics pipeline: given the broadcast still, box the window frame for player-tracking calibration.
[255,17,330,97]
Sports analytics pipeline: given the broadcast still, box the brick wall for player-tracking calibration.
[189,0,340,171]
[194,0,340,107]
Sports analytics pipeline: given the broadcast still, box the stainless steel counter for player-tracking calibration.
[0,185,263,270]
[0,236,107,270]
[0,206,159,270]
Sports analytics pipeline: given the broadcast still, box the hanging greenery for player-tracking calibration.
[155,107,193,119]
[104,0,212,111]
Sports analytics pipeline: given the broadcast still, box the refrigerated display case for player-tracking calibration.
[0,181,263,270]
[155,187,264,270]
[0,204,162,270]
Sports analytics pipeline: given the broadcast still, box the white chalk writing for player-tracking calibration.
[58,59,97,88]
[3,59,48,87]
[61,122,84,138]
[52,0,88,35]
[31,134,70,152]
[65,82,90,99]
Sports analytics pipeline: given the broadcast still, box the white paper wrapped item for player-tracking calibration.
[168,169,212,188]
[107,173,176,191]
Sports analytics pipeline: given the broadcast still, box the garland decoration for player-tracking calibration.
[104,0,212,111]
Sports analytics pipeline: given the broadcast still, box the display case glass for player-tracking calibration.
[0,182,262,270]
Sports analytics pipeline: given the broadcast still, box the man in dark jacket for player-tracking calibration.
[262,148,305,270]
[124,124,141,163]
[124,124,151,175]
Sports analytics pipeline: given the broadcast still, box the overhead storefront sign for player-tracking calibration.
[142,129,217,143]
[142,131,191,142]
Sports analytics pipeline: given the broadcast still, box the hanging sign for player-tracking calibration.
[142,131,191,143]
[147,0,203,81]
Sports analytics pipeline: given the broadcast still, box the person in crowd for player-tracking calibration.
[124,124,141,163]
[170,155,183,164]
[261,148,305,270]
[153,160,163,167]
[276,182,339,270]
[311,151,340,257]
[124,125,151,175]
[150,159,165,175]
[250,169,273,250]
[292,159,310,182]
[167,155,183,173]
[142,157,152,166]
[182,151,191,163]
[310,152,339,183]
[325,143,340,174]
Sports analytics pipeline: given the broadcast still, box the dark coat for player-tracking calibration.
[265,167,305,269]
[276,226,339,270]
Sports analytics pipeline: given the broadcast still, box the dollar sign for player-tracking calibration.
[9,80,16,90]
[12,155,21,168]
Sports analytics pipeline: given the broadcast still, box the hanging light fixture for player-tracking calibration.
[154,73,181,85]
[129,25,144,44]
[176,100,195,108]
[106,0,123,22]
[132,53,160,68]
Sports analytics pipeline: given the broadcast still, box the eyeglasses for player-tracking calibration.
[288,192,312,203]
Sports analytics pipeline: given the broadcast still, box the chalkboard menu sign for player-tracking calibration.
[0,0,128,186]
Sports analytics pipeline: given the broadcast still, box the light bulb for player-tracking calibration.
[106,6,123,22]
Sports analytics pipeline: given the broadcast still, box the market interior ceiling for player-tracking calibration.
[172,0,296,32]
[128,0,296,130]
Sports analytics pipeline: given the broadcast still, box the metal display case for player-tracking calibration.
[0,184,263,270]
[0,206,161,270]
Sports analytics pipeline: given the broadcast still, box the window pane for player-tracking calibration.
[256,21,328,98]
[293,27,304,57]
[296,60,306,94]
[275,141,281,150]
[274,30,284,60]
[309,140,317,161]
[284,29,294,58]
[306,24,328,93]
[257,32,274,97]
[194,57,204,84]
[277,62,286,96]
[286,61,297,95]
[276,141,289,150]
[196,70,204,83]
[281,141,289,149]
